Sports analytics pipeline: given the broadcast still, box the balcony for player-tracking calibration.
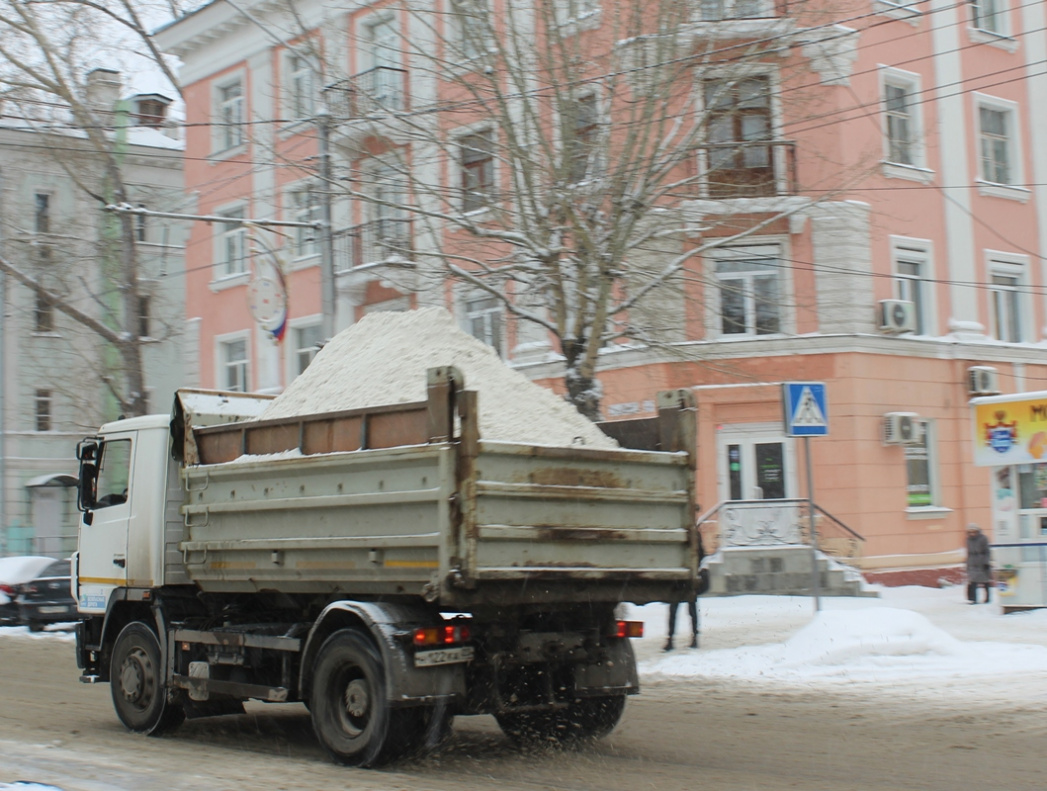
[332,218,413,272]
[324,67,410,150]
[687,139,797,200]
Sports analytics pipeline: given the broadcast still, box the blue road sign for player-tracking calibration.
[783,382,828,437]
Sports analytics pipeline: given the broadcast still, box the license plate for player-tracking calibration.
[38,606,70,615]
[414,646,474,667]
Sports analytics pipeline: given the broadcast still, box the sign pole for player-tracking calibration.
[805,435,821,612]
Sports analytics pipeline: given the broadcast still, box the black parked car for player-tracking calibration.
[0,555,54,626]
[17,558,77,631]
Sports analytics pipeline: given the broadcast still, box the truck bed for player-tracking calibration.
[174,371,698,608]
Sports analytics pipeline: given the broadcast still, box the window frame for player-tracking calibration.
[880,67,928,178]
[288,317,324,381]
[974,93,1026,199]
[709,243,789,339]
[565,92,602,184]
[34,389,52,432]
[462,292,505,356]
[698,0,775,22]
[213,73,246,155]
[214,205,249,281]
[890,236,935,336]
[970,0,1007,36]
[286,52,317,122]
[449,0,491,61]
[986,253,1028,343]
[287,183,322,261]
[457,127,496,213]
[905,419,941,511]
[33,192,51,234]
[216,332,251,393]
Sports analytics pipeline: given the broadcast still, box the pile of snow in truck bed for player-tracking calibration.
[259,307,617,448]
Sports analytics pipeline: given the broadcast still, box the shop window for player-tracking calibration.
[905,420,938,508]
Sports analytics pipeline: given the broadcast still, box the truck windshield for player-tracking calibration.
[96,438,131,508]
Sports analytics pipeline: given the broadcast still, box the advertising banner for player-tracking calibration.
[971,391,1047,467]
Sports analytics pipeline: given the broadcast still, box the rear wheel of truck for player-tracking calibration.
[310,629,414,767]
[110,621,185,735]
[562,695,626,740]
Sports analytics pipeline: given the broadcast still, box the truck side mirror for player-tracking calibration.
[76,437,101,519]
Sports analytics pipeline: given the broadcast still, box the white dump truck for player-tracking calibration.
[73,368,698,766]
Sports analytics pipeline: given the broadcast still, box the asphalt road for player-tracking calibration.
[1,631,1044,791]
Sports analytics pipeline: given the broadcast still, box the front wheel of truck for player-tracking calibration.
[310,629,415,767]
[110,621,185,735]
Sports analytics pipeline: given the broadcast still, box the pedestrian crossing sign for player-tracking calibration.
[783,382,828,437]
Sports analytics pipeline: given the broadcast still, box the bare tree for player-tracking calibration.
[0,0,184,419]
[315,0,851,419]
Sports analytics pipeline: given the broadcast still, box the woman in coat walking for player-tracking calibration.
[966,523,993,604]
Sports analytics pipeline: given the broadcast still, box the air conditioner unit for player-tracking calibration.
[878,299,916,334]
[883,412,923,445]
[967,365,1000,396]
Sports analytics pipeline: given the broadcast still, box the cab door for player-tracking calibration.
[76,434,134,614]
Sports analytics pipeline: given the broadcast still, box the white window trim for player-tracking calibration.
[707,239,792,339]
[285,314,324,384]
[215,330,251,393]
[872,0,921,25]
[696,66,785,199]
[879,65,929,175]
[281,50,319,128]
[285,181,323,266]
[904,419,943,513]
[210,202,250,290]
[974,92,1025,196]
[553,0,602,32]
[986,250,1031,343]
[447,0,495,63]
[968,0,1014,41]
[890,235,936,337]
[451,121,498,216]
[356,10,399,76]
[211,70,247,159]
[456,286,506,357]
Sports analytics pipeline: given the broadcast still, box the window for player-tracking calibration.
[364,162,410,262]
[703,76,775,197]
[217,80,245,151]
[979,105,1012,185]
[135,204,147,242]
[700,0,770,21]
[725,438,789,500]
[289,187,322,258]
[460,130,494,212]
[34,293,54,333]
[220,338,249,392]
[293,323,323,376]
[288,54,316,120]
[216,208,247,278]
[990,270,1022,342]
[893,239,932,335]
[971,0,1005,34]
[451,0,489,60]
[465,295,503,355]
[138,295,151,339]
[33,193,50,234]
[905,421,937,508]
[96,439,131,507]
[34,389,52,432]
[884,83,914,166]
[566,94,599,183]
[714,247,782,336]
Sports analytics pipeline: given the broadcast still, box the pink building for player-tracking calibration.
[155,0,1047,582]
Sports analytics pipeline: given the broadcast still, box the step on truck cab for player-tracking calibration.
[74,368,699,766]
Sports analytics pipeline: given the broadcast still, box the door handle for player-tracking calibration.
[113,557,126,568]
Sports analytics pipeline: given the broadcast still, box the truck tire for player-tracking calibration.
[310,629,416,767]
[563,695,626,740]
[110,621,185,735]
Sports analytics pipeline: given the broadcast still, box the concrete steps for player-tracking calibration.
[704,546,877,598]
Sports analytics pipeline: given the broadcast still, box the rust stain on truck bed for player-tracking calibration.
[523,468,624,488]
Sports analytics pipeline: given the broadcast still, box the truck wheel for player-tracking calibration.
[562,695,626,740]
[310,629,407,767]
[110,622,185,735]
[495,710,567,746]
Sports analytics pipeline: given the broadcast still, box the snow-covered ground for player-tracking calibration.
[627,584,1047,696]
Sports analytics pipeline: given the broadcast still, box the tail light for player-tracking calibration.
[613,620,644,639]
[23,584,38,595]
[0,584,14,596]
[413,623,471,647]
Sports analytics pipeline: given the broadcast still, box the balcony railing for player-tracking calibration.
[695,0,787,20]
[687,139,797,199]
[324,67,408,120]
[333,218,413,271]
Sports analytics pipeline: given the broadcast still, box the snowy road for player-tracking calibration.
[3,586,1047,791]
